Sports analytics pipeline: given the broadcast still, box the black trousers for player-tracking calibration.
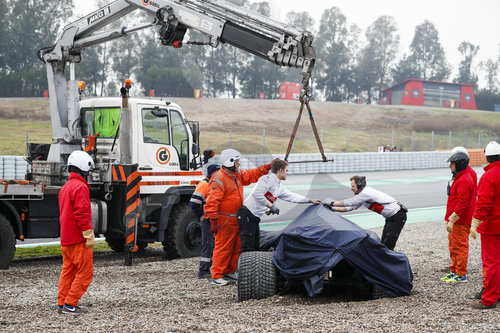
[198,218,214,277]
[381,208,407,251]
[237,206,261,254]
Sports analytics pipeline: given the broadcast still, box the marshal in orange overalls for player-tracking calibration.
[204,164,270,279]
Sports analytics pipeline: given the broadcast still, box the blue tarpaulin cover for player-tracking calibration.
[261,205,413,297]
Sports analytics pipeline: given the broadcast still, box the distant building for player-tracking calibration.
[280,82,301,100]
[380,79,477,110]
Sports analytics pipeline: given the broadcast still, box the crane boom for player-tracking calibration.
[38,0,315,161]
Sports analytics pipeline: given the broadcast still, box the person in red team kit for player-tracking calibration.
[324,175,407,251]
[238,159,322,254]
[470,141,500,309]
[57,150,95,315]
[204,149,272,286]
[440,148,476,283]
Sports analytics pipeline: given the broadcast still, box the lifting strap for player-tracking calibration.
[284,98,329,163]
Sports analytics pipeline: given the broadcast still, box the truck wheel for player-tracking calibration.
[237,251,277,302]
[0,214,16,269]
[105,237,148,253]
[163,202,201,259]
[105,237,125,253]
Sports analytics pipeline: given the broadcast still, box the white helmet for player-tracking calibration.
[446,146,469,163]
[485,141,500,156]
[220,149,242,168]
[450,146,468,157]
[68,150,94,172]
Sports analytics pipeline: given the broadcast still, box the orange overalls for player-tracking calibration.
[204,165,270,279]
[445,169,476,276]
[57,172,94,307]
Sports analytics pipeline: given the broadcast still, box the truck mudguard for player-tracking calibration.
[0,201,24,240]
[157,185,196,242]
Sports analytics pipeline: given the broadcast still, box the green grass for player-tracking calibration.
[2,98,500,155]
[0,118,51,155]
[14,241,112,259]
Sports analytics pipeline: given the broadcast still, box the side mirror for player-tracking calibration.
[203,149,215,164]
[151,107,168,118]
[191,121,200,144]
[192,143,200,156]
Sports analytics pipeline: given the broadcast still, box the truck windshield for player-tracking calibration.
[142,109,170,145]
[80,107,120,137]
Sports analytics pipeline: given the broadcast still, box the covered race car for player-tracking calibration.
[237,205,413,301]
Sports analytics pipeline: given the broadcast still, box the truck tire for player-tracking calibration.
[105,237,125,253]
[237,251,277,302]
[105,237,147,253]
[0,214,16,269]
[163,201,201,259]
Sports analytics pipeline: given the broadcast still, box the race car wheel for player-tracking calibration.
[371,285,392,299]
[237,251,277,302]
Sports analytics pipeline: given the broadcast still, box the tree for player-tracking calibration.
[286,11,316,33]
[0,0,8,69]
[239,1,285,99]
[343,23,362,102]
[109,35,140,86]
[356,16,399,103]
[75,46,105,96]
[481,58,499,93]
[406,21,451,81]
[314,7,351,102]
[204,46,229,97]
[475,89,500,111]
[135,35,194,97]
[0,0,74,97]
[391,54,420,84]
[454,41,479,85]
[356,48,378,104]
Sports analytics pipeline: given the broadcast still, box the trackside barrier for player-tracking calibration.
[212,151,455,175]
[0,156,30,180]
[4,150,481,178]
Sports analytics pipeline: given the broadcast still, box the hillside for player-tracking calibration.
[1,97,499,155]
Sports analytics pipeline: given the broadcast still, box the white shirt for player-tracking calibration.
[244,173,308,217]
[342,186,400,218]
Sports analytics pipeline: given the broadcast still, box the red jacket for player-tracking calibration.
[466,166,477,190]
[58,172,93,245]
[204,165,270,221]
[474,161,500,235]
[445,168,476,225]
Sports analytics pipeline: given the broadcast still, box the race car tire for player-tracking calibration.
[237,251,277,302]
[371,285,392,299]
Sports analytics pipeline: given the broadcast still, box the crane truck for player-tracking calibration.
[0,0,316,268]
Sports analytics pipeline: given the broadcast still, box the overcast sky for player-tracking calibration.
[75,0,500,88]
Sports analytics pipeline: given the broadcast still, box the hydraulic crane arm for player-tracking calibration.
[40,0,315,82]
[38,0,315,162]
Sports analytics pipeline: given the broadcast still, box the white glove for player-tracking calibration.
[447,212,459,233]
[82,229,95,248]
[470,218,481,240]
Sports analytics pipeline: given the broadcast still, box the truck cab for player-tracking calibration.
[79,97,203,193]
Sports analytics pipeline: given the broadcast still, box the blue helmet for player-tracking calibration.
[207,164,221,177]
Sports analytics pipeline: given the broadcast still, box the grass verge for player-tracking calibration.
[14,241,111,259]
